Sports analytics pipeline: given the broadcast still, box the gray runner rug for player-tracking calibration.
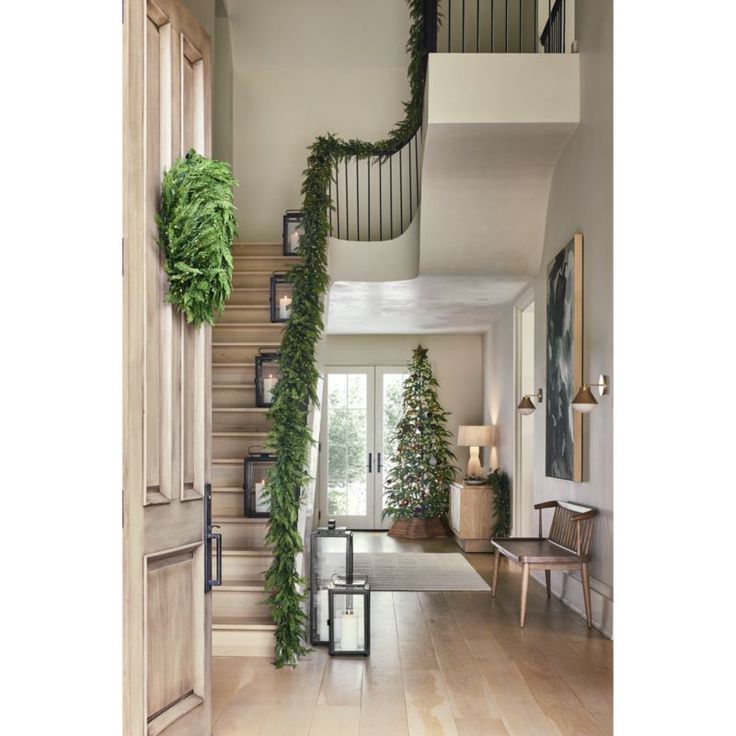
[348,552,490,592]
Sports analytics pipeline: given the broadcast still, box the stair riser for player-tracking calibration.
[213,364,255,384]
[232,272,274,289]
[219,306,271,324]
[219,520,269,548]
[213,628,275,657]
[213,324,284,343]
[213,412,271,435]
[221,554,272,581]
[232,243,282,257]
[213,433,270,460]
[212,491,243,517]
[212,462,244,487]
[213,386,256,409]
[213,344,278,364]
[213,589,270,619]
[227,289,269,306]
[233,256,301,270]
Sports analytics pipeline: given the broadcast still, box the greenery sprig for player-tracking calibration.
[489,468,512,538]
[264,0,435,667]
[157,149,237,325]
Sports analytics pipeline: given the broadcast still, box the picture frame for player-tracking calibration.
[545,233,583,482]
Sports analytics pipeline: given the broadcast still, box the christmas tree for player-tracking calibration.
[383,345,456,521]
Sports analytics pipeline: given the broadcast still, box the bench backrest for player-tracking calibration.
[548,501,597,556]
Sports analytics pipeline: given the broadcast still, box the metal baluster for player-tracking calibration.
[328,173,332,235]
[367,157,371,241]
[448,0,452,51]
[379,156,383,241]
[505,0,508,52]
[491,0,494,52]
[548,0,551,53]
[519,0,522,52]
[414,130,420,206]
[335,161,340,239]
[356,154,360,241]
[476,0,480,52]
[345,155,349,239]
[389,154,394,239]
[462,0,465,52]
[562,0,565,52]
[408,141,413,222]
[534,0,538,52]
[399,146,404,233]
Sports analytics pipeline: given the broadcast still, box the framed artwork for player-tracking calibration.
[545,233,583,482]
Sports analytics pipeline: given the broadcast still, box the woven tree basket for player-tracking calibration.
[387,517,450,539]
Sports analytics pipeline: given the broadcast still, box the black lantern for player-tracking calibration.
[254,350,280,408]
[243,450,276,517]
[269,272,294,323]
[310,526,353,645]
[328,577,370,656]
[282,210,304,256]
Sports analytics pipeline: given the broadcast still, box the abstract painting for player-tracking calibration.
[545,234,583,481]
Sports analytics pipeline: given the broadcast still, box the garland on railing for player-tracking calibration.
[264,0,435,667]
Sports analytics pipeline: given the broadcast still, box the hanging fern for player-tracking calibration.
[264,0,436,667]
[489,468,512,539]
[157,149,238,326]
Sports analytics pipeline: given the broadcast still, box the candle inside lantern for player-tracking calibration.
[262,373,277,404]
[337,608,359,651]
[279,295,292,320]
[289,228,301,252]
[255,480,268,514]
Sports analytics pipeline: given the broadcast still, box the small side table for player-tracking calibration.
[448,481,497,552]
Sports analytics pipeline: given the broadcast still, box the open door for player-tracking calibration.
[124,1,213,733]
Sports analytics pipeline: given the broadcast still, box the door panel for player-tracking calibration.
[124,0,212,733]
[320,367,407,530]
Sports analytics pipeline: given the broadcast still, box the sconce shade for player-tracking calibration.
[457,425,494,447]
[572,385,598,413]
[517,396,536,415]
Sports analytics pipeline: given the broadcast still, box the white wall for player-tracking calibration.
[482,0,613,635]
[324,334,484,477]
[225,0,411,240]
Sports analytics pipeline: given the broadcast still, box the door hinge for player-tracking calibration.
[318,509,322,521]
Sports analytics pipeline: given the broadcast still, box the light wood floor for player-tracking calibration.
[212,533,613,736]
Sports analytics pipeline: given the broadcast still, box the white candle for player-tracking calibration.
[338,610,359,651]
[255,481,269,514]
[289,229,300,252]
[319,590,329,641]
[262,374,277,404]
[279,294,292,320]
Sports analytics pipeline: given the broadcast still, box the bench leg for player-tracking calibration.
[520,563,530,627]
[492,550,501,598]
[581,563,593,628]
[545,570,551,598]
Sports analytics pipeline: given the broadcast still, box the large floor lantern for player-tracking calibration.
[255,350,280,407]
[269,272,293,323]
[282,210,304,256]
[243,449,276,518]
[328,576,370,657]
[310,525,353,645]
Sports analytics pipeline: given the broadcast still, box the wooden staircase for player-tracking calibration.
[211,242,299,657]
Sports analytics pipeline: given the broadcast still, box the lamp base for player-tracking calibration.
[466,446,482,478]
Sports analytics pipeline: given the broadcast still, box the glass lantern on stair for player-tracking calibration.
[310,526,353,645]
[243,449,277,518]
[328,576,370,657]
[282,210,304,256]
[269,272,294,323]
[255,349,281,408]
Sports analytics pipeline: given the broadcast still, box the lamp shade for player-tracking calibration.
[572,385,598,413]
[457,425,494,447]
[517,396,536,415]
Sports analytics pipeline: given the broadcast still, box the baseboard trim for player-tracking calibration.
[531,570,614,639]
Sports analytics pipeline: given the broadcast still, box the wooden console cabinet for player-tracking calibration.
[449,481,497,552]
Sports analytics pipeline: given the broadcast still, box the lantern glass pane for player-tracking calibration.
[330,590,366,653]
[310,530,353,644]
[245,455,276,517]
[256,355,281,406]
[274,281,294,320]
[285,218,304,255]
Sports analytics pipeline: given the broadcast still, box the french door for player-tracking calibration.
[320,366,409,529]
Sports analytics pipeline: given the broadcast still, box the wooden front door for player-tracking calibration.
[124,0,213,733]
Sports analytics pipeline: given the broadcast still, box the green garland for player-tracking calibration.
[488,468,512,539]
[157,149,238,325]
[264,0,434,667]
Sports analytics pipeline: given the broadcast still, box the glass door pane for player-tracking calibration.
[375,367,409,529]
[323,369,375,528]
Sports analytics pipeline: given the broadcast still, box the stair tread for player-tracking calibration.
[212,615,275,630]
[214,456,265,465]
[218,580,267,592]
[213,384,255,389]
[212,409,268,414]
[230,288,269,292]
[233,256,301,261]
[212,486,245,494]
[213,342,281,347]
[222,545,273,556]
[212,362,255,368]
[214,322,283,328]
[214,515,269,524]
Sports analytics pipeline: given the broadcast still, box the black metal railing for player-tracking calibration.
[328,127,423,242]
[540,0,565,53]
[329,0,568,243]
[436,0,553,53]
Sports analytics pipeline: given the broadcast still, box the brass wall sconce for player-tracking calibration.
[517,389,543,415]
[572,375,610,413]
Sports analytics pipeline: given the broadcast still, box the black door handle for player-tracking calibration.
[377,452,383,473]
[208,529,222,588]
[367,452,373,473]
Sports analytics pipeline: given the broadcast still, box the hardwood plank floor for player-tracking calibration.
[213,533,612,735]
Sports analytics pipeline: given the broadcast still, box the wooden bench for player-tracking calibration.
[491,500,598,628]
